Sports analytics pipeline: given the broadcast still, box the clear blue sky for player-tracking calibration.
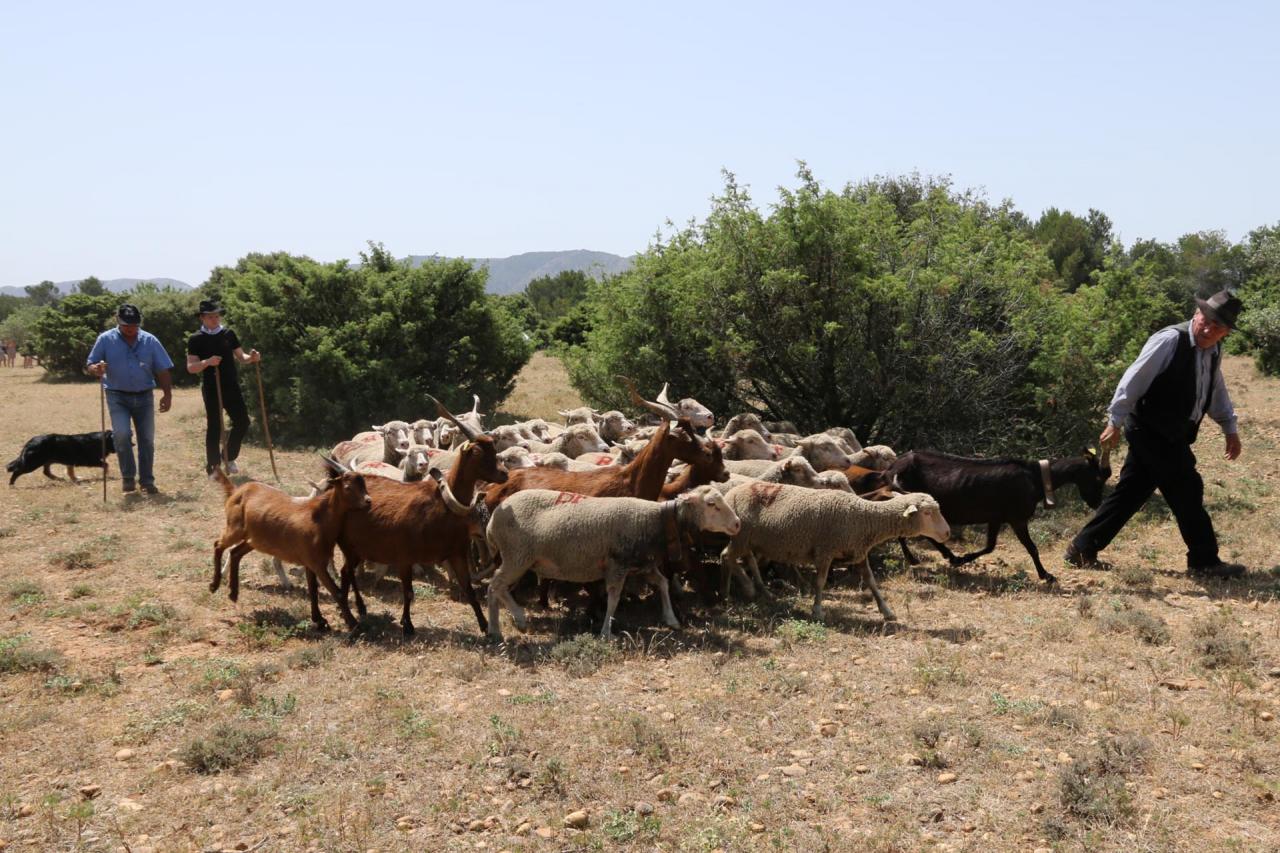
[2,1,1276,287]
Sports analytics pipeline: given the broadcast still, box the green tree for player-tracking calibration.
[24,281,60,306]
[564,168,1164,456]
[0,304,45,352]
[127,283,202,387]
[526,270,591,324]
[1032,208,1114,292]
[209,249,533,444]
[29,294,118,378]
[76,276,106,296]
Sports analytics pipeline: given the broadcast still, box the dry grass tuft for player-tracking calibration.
[180,722,274,773]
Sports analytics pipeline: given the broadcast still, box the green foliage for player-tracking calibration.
[29,293,117,378]
[1032,207,1114,291]
[128,283,202,387]
[1237,223,1280,374]
[205,245,533,444]
[0,304,44,352]
[24,281,60,306]
[0,294,27,325]
[526,269,590,324]
[180,722,274,773]
[547,634,617,676]
[565,168,1168,454]
[76,276,106,296]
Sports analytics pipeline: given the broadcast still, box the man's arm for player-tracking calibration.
[232,346,261,364]
[1098,327,1180,448]
[85,335,107,378]
[155,369,173,413]
[1207,363,1241,460]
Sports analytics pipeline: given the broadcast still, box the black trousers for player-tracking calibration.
[202,382,250,470]
[1072,427,1218,568]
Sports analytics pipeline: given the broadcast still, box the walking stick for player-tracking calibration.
[254,361,281,483]
[213,364,227,469]
[99,379,108,503]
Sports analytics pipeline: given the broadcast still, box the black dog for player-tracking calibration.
[7,431,116,486]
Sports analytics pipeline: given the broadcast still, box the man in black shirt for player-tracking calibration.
[187,299,260,477]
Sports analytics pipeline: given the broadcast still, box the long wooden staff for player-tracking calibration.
[99,379,108,503]
[254,361,281,483]
[213,365,227,469]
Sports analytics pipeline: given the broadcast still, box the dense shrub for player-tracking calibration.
[564,168,1182,455]
[206,246,532,445]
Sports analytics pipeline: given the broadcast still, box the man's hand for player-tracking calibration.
[88,361,107,379]
[1225,432,1242,461]
[247,349,261,364]
[1099,423,1122,450]
[206,355,222,367]
[158,392,172,414]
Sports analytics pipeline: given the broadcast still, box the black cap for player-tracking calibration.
[1195,289,1243,330]
[117,304,142,325]
[197,299,224,316]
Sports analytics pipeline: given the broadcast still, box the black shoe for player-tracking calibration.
[141,483,159,495]
[121,479,136,493]
[1187,560,1246,579]
[1064,542,1106,569]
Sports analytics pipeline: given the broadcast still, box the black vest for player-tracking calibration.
[1127,321,1219,445]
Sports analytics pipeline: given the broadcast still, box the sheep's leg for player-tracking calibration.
[498,577,527,632]
[645,567,681,629]
[718,544,738,600]
[600,562,627,640]
[445,557,488,634]
[951,522,1000,566]
[395,564,415,636]
[812,556,833,621]
[1010,519,1056,585]
[537,577,552,609]
[487,559,532,640]
[304,569,330,631]
[270,557,294,589]
[744,552,768,599]
[857,558,896,622]
[226,542,254,602]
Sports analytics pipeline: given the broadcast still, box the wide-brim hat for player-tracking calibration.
[1195,289,1243,330]
[197,299,225,317]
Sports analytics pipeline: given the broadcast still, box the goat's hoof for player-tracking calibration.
[355,602,368,618]
[313,619,331,632]
[208,582,219,593]
[1042,573,1058,586]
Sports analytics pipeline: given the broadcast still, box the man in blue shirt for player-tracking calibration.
[1065,290,1245,579]
[86,304,175,494]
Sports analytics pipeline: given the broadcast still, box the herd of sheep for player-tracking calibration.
[209,380,1109,641]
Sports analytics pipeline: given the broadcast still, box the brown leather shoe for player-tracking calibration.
[1063,542,1107,569]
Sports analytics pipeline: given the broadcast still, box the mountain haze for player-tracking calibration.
[405,250,633,295]
[0,278,191,299]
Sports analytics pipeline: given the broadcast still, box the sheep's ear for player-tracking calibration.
[902,504,918,518]
[557,409,570,417]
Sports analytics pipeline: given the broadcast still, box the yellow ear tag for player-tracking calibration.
[460,440,473,453]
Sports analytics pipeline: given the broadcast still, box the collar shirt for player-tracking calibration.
[86,327,175,392]
[1106,324,1237,435]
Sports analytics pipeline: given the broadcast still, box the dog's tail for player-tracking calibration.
[213,467,235,499]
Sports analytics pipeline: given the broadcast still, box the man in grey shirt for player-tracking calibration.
[1065,290,1245,579]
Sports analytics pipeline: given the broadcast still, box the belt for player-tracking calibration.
[107,388,153,395]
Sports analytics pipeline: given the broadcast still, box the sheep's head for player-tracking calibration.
[681,485,741,536]
[373,421,412,454]
[902,495,949,542]
[723,428,776,461]
[657,382,714,430]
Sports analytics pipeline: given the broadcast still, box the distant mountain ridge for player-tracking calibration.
[0,278,191,299]
[3,250,634,300]
[405,250,634,295]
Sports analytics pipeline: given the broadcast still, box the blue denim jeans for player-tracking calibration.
[106,389,156,486]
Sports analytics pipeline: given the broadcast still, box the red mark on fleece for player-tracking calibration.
[595,456,613,466]
[554,492,587,505]
[748,482,783,508]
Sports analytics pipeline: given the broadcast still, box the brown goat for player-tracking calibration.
[334,395,507,635]
[842,464,897,496]
[210,461,371,631]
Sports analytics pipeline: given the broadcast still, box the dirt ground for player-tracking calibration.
[0,355,1277,852]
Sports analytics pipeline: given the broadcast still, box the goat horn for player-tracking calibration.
[616,375,679,421]
[425,393,481,442]
[429,467,471,516]
[319,453,349,475]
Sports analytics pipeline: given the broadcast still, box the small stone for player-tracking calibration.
[217,688,236,703]
[661,712,676,722]
[782,764,807,777]
[937,772,957,784]
[819,722,839,737]
[634,801,654,816]
[678,791,704,805]
[1057,752,1073,765]
[1260,711,1274,722]
[395,818,414,832]
[1083,700,1102,711]
[1191,762,1206,771]
[118,799,143,813]
[16,804,34,818]
[114,748,136,761]
[712,794,736,811]
[563,810,589,829]
[618,766,630,774]
[1212,790,1224,800]
[513,822,531,835]
[534,826,554,839]
[755,773,770,781]
[902,753,924,767]
[468,819,485,832]
[497,689,512,697]
[1153,788,1167,799]
[78,785,102,799]
[854,765,870,774]
[989,651,1005,660]
[749,822,766,833]
[1030,802,1044,814]
[656,788,676,802]
[853,657,867,665]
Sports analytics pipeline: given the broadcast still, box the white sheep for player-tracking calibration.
[354,444,433,482]
[330,421,412,467]
[410,418,438,447]
[497,446,537,470]
[771,433,857,472]
[720,412,771,440]
[711,456,823,494]
[488,424,531,452]
[525,423,610,459]
[485,485,741,640]
[720,484,949,622]
[657,383,714,430]
[719,428,780,461]
[824,427,863,453]
[850,445,897,470]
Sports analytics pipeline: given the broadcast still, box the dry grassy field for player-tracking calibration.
[1,353,1278,853]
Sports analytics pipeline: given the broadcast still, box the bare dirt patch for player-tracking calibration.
[0,357,1277,851]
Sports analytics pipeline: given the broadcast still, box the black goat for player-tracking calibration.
[887,448,1111,584]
